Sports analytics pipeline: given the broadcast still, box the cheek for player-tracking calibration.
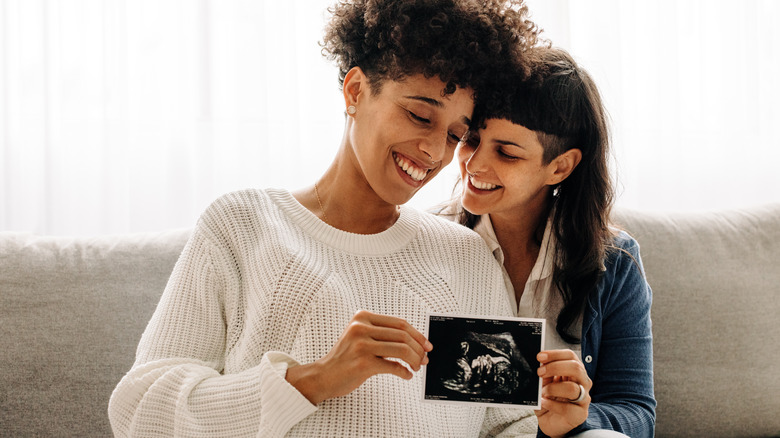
[457,157,469,181]
[502,169,544,197]
[456,147,471,172]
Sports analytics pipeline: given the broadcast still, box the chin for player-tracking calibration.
[397,191,419,206]
[382,188,417,206]
[460,197,487,217]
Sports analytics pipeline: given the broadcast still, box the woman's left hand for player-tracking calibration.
[534,349,592,438]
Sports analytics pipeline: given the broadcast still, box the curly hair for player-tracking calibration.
[460,47,615,344]
[321,0,539,97]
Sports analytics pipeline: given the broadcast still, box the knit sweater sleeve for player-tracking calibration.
[108,211,316,437]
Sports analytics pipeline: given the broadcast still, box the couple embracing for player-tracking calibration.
[109,1,654,437]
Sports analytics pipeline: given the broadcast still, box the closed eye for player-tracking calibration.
[408,111,430,124]
[498,148,520,160]
[448,128,470,144]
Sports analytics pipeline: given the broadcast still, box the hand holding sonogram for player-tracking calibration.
[441,331,532,395]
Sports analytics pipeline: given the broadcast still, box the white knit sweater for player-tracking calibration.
[109,188,535,437]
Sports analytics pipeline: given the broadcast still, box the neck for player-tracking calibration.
[293,135,401,235]
[489,195,551,256]
[316,163,401,234]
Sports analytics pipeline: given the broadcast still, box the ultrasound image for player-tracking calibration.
[440,331,531,395]
[425,315,543,406]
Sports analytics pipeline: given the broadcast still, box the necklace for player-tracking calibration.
[314,182,330,225]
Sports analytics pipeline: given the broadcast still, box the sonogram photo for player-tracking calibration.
[424,314,544,408]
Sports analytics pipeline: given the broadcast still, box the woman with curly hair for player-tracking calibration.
[444,47,656,437]
[108,1,540,436]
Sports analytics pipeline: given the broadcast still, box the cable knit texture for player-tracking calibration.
[108,188,533,437]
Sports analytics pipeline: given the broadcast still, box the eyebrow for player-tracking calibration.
[403,95,472,126]
[495,139,526,149]
[405,95,442,107]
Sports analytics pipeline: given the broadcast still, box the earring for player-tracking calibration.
[347,105,357,115]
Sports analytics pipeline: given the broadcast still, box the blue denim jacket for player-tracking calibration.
[540,231,656,438]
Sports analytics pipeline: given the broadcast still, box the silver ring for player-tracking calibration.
[571,383,586,404]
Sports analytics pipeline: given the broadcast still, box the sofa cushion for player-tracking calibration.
[0,229,190,437]
[614,204,780,438]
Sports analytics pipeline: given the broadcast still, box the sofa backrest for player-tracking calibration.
[1,204,779,437]
[614,204,780,438]
[0,229,190,437]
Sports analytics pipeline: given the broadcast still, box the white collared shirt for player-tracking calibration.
[474,214,581,356]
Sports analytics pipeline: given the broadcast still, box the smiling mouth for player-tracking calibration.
[394,153,429,182]
[469,175,500,191]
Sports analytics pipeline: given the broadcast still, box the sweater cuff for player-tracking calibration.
[256,351,317,437]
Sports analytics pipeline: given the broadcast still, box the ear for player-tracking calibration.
[343,67,368,109]
[546,148,582,186]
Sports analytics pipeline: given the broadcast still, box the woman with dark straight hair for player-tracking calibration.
[443,47,656,437]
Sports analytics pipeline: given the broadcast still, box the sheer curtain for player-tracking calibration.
[1,0,343,235]
[2,0,779,235]
[523,0,780,213]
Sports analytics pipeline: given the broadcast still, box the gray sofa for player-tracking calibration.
[1,205,779,437]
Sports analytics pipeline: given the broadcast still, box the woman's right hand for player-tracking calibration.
[535,349,592,438]
[285,309,433,404]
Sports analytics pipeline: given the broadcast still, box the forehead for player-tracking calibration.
[482,119,543,145]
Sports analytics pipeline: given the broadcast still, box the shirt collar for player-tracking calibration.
[474,213,556,282]
[473,214,504,264]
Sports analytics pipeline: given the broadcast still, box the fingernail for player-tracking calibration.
[422,355,429,365]
[537,352,548,362]
[537,366,546,376]
[424,340,433,351]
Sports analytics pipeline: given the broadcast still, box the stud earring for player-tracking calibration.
[347,105,357,115]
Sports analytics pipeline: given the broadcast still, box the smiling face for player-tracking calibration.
[458,118,580,220]
[345,69,474,206]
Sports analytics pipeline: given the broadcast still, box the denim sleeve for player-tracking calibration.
[539,234,656,438]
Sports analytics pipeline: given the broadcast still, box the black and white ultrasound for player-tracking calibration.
[423,314,544,408]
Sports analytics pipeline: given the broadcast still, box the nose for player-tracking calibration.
[463,143,487,175]
[418,130,450,165]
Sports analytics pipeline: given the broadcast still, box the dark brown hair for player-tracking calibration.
[321,0,539,97]
[462,47,614,343]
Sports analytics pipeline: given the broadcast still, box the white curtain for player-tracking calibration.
[2,0,778,235]
[524,0,780,213]
[1,0,344,235]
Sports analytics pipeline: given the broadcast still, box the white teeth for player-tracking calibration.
[470,175,498,190]
[395,154,428,182]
